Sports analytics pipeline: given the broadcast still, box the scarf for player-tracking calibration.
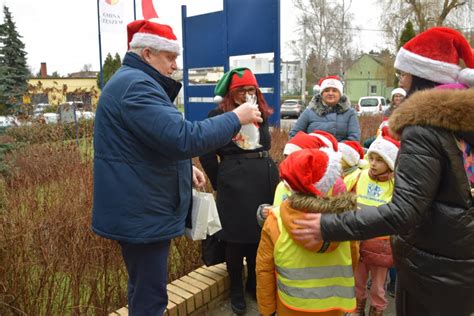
[368,169,393,182]
[309,95,349,116]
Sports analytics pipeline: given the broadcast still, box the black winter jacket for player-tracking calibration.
[321,88,474,306]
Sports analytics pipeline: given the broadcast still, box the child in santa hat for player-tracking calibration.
[349,136,400,316]
[338,140,368,192]
[256,148,358,316]
[257,130,345,226]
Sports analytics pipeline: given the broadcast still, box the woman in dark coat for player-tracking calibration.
[199,67,279,315]
[291,27,474,316]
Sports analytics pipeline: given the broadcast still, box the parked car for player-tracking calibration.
[43,113,59,124]
[0,115,21,128]
[355,96,387,115]
[75,110,95,120]
[280,99,305,118]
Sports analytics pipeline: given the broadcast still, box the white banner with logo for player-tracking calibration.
[99,0,125,33]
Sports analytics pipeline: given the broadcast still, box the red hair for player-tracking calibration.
[218,88,274,119]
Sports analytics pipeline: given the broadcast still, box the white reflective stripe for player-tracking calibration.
[278,279,355,299]
[276,264,353,280]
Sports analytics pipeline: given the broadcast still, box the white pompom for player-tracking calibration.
[458,68,474,87]
[213,95,223,103]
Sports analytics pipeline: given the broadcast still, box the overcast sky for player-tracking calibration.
[2,0,385,76]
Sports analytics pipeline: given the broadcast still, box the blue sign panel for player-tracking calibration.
[181,0,281,125]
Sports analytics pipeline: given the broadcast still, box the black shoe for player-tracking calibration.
[387,282,395,297]
[230,290,246,315]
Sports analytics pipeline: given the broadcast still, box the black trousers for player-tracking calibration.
[120,239,171,316]
[225,241,259,294]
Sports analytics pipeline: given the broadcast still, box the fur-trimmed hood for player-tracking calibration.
[279,193,357,252]
[389,88,474,137]
[308,94,352,115]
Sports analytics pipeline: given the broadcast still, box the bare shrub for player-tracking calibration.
[0,140,128,315]
[358,114,384,145]
[0,132,206,315]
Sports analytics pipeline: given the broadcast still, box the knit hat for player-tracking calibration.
[283,131,327,156]
[394,27,474,86]
[213,68,258,103]
[338,140,366,168]
[310,130,339,151]
[367,136,400,171]
[127,20,180,54]
[279,148,342,196]
[391,88,406,100]
[319,76,343,95]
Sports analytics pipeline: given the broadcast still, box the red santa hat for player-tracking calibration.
[279,148,342,196]
[283,131,327,156]
[367,136,400,171]
[338,140,366,168]
[127,19,181,55]
[319,76,343,95]
[394,27,474,86]
[309,130,339,151]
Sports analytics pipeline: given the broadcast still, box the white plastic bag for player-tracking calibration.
[233,94,262,150]
[206,197,222,236]
[185,190,222,240]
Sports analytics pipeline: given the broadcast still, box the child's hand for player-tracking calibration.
[256,203,273,227]
[471,188,474,197]
[262,206,272,219]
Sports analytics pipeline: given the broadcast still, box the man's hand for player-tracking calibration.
[292,213,323,243]
[192,166,206,188]
[233,102,263,125]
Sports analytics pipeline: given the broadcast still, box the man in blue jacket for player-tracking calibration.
[92,19,262,316]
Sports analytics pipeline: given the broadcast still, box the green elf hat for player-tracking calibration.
[213,67,258,103]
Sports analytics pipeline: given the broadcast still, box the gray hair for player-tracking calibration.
[128,47,160,55]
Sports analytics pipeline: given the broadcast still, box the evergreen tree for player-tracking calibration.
[97,52,122,89]
[0,5,29,111]
[399,21,416,49]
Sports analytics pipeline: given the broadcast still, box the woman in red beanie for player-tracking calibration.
[199,67,279,315]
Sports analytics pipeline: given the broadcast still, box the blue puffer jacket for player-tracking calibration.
[288,95,360,141]
[92,52,241,243]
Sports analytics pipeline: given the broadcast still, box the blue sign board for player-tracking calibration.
[181,0,281,125]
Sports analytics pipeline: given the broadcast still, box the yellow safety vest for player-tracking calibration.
[356,170,394,240]
[343,168,362,192]
[273,181,292,206]
[356,170,394,207]
[273,208,356,313]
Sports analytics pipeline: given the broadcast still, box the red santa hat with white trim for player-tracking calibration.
[283,131,327,156]
[279,148,342,196]
[394,27,474,86]
[309,130,339,152]
[127,19,181,55]
[338,140,367,168]
[319,76,344,95]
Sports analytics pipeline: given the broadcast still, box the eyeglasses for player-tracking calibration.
[395,71,409,80]
[235,87,257,95]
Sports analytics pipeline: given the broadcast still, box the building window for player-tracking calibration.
[370,85,377,94]
[66,92,92,109]
[31,93,48,104]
